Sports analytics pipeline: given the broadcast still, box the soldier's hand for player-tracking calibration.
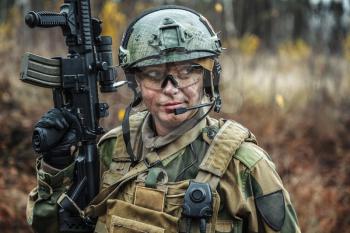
[33,108,81,169]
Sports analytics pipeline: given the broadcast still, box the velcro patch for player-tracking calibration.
[255,190,285,231]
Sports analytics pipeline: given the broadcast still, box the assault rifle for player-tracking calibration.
[20,1,126,232]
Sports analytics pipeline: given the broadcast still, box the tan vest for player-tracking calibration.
[87,114,255,233]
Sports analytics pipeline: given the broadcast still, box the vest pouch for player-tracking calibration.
[29,186,62,233]
[232,217,243,233]
[110,215,165,233]
[215,220,233,233]
[214,217,243,233]
[134,185,167,212]
[106,199,179,233]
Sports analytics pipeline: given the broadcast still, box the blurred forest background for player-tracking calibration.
[0,0,349,232]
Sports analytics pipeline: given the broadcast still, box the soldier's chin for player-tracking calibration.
[161,111,189,124]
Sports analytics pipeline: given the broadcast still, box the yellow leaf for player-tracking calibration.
[344,35,350,61]
[118,108,125,121]
[275,94,285,109]
[214,3,223,13]
[100,1,126,39]
[239,34,260,56]
[278,39,310,61]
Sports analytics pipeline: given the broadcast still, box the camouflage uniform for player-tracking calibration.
[27,5,300,233]
[27,111,300,233]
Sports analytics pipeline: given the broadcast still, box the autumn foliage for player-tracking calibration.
[0,1,350,233]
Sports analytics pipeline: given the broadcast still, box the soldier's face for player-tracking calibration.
[136,62,204,135]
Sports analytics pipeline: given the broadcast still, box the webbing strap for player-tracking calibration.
[143,151,162,168]
[195,120,250,190]
[37,159,75,189]
[121,86,142,164]
[122,104,135,163]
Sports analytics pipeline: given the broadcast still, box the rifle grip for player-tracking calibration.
[25,11,67,28]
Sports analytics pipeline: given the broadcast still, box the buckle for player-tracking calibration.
[143,152,161,168]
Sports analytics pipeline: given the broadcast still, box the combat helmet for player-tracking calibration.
[119,5,222,69]
[119,5,223,106]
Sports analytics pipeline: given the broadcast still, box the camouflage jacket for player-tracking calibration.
[27,111,301,233]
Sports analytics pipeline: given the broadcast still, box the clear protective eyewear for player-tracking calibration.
[136,63,203,90]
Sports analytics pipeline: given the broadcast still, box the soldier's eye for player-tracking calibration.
[178,64,202,76]
[144,70,162,79]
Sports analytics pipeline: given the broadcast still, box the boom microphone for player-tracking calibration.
[173,102,213,115]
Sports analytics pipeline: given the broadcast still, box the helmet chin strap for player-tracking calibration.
[122,79,142,165]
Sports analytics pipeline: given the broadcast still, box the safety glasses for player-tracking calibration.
[135,63,203,90]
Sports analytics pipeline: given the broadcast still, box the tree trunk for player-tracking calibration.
[223,0,237,37]
[0,0,8,22]
[17,0,32,50]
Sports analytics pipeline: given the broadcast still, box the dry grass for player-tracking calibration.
[218,51,350,233]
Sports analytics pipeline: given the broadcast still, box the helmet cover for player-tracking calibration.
[119,5,222,69]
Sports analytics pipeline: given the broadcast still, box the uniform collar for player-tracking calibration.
[141,109,206,151]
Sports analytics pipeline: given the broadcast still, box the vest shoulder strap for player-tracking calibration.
[98,110,147,145]
[99,111,147,160]
[234,142,267,170]
[195,119,255,190]
[97,126,122,147]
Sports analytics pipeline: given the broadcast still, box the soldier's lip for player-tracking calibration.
[162,102,184,113]
[162,102,183,106]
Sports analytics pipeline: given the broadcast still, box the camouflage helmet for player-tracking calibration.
[119,5,222,69]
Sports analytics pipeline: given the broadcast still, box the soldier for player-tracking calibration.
[27,5,301,233]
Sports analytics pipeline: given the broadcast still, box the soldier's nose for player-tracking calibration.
[161,75,179,89]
